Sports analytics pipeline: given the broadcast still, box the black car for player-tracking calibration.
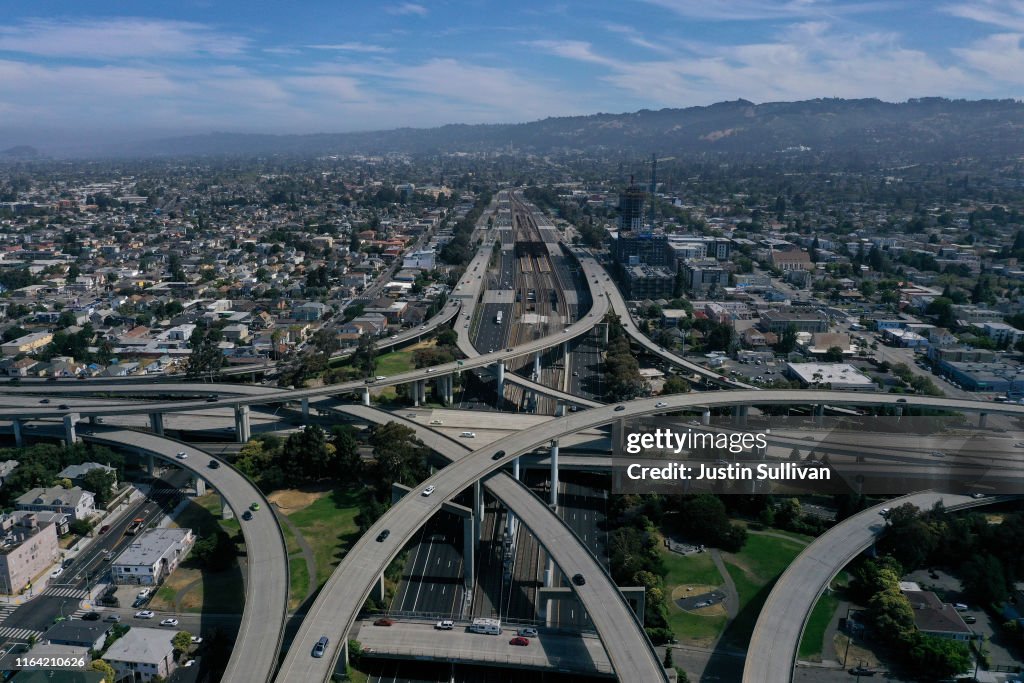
[614,405,625,412]
[39,398,50,404]
[206,397,219,403]
[376,529,390,542]
[81,612,101,621]
[241,510,253,521]
[58,404,70,410]
[963,615,977,624]
[492,450,506,460]
[849,667,875,676]
[209,459,221,469]
[572,573,586,586]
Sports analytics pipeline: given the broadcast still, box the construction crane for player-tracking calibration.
[643,153,675,228]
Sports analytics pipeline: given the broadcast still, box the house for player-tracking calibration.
[1,331,54,356]
[292,301,329,321]
[44,619,111,650]
[15,486,96,521]
[112,528,195,585]
[104,627,178,682]
[57,462,118,491]
[0,513,59,594]
[0,460,18,487]
[10,509,69,536]
[900,588,975,641]
[0,358,39,377]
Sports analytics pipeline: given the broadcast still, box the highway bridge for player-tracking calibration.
[743,491,1015,683]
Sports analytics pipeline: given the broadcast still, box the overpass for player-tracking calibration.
[742,492,1016,683]
[73,427,287,683]
[276,390,1024,683]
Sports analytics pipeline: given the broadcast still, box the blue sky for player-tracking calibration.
[2,0,1023,142]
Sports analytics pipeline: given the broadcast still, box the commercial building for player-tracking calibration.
[612,231,670,267]
[44,620,111,650]
[112,528,195,585]
[617,182,645,232]
[0,512,59,594]
[1,331,54,356]
[678,260,728,293]
[103,627,178,682]
[15,486,95,521]
[758,308,829,335]
[784,362,876,391]
[973,321,1024,347]
[623,265,674,300]
[939,361,1024,394]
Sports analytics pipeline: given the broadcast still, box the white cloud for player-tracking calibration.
[387,3,429,17]
[0,18,248,59]
[943,0,1024,32]
[953,33,1024,84]
[639,0,891,21]
[306,43,392,53]
[526,40,615,65]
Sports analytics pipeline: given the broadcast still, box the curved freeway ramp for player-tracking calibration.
[80,428,288,683]
[276,390,1023,683]
[742,492,1014,683]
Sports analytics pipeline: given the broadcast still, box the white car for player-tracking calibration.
[375,376,386,381]
[176,451,188,459]
[460,431,476,438]
[190,636,203,644]
[655,402,668,408]
[135,611,155,619]
[49,567,63,579]
[430,419,443,425]
[426,368,434,373]
[879,508,891,517]
[160,618,179,627]
[435,620,454,630]
[422,485,436,497]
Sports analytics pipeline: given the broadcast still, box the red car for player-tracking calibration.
[509,636,529,646]
[373,618,393,627]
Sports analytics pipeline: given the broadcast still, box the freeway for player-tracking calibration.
[742,492,1011,683]
[80,428,288,683]
[280,390,1024,682]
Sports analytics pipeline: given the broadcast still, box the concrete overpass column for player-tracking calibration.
[145,453,155,476]
[895,405,904,421]
[149,413,164,435]
[194,478,206,496]
[550,440,560,507]
[813,404,824,426]
[543,555,555,627]
[473,480,483,543]
[512,456,520,481]
[361,387,371,406]
[12,419,23,447]
[420,380,428,405]
[533,354,541,378]
[496,362,505,406]
[220,495,234,519]
[234,405,251,443]
[446,375,454,404]
[732,405,748,427]
[63,412,80,445]
[301,398,310,420]
[978,412,987,428]
[375,573,385,604]
[701,409,711,426]
[555,401,565,417]
[463,515,475,591]
[610,418,625,453]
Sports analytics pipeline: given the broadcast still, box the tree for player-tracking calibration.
[661,375,690,395]
[925,297,957,328]
[90,660,116,679]
[775,325,798,353]
[959,553,1008,605]
[906,635,971,680]
[186,325,224,379]
[435,327,458,347]
[352,335,377,378]
[172,630,193,654]
[81,468,117,508]
[823,346,844,362]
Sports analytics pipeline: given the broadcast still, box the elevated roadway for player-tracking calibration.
[355,619,613,676]
[277,390,1024,683]
[743,492,1015,683]
[80,428,287,683]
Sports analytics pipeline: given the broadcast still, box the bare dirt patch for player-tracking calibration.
[268,486,331,513]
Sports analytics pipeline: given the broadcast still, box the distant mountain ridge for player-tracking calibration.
[73,98,1024,160]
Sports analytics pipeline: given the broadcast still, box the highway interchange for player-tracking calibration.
[2,191,1022,683]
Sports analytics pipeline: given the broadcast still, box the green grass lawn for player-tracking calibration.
[720,534,806,650]
[373,350,417,376]
[798,591,839,661]
[286,488,362,588]
[659,543,729,647]
[288,555,310,610]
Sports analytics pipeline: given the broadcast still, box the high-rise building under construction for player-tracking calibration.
[617,179,645,232]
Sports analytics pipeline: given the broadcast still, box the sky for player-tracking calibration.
[2,0,1024,145]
